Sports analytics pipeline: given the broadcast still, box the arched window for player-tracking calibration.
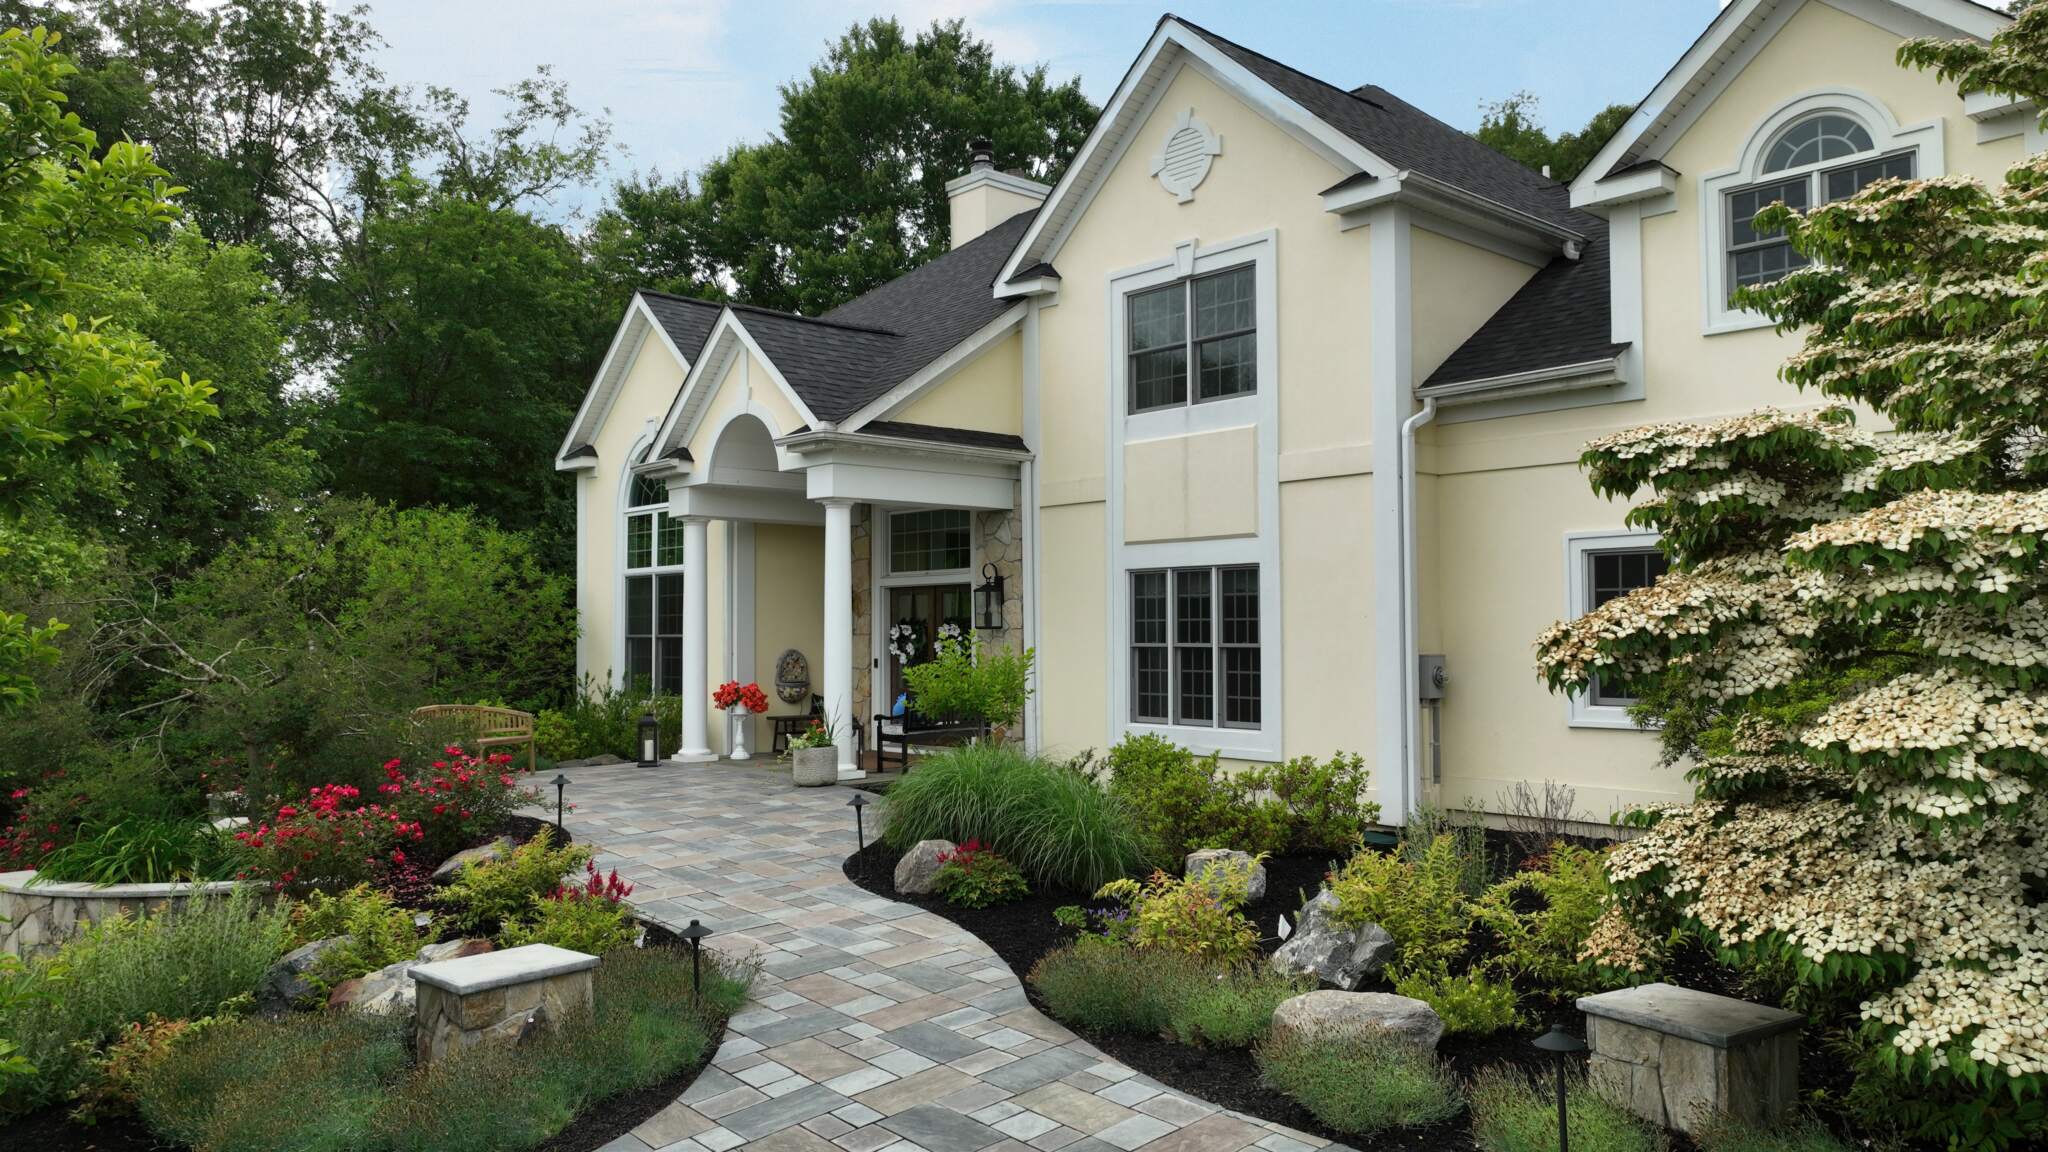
[1724,110,1912,299]
[623,471,684,694]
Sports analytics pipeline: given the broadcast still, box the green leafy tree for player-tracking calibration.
[609,18,1095,314]
[0,26,215,712]
[1473,92,1632,181]
[1535,11,2048,1144]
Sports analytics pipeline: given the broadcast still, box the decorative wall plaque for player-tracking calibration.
[774,648,811,704]
[1151,108,1223,203]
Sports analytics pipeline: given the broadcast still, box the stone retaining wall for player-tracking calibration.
[0,870,252,958]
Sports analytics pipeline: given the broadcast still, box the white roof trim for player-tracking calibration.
[995,17,1395,291]
[841,303,1026,433]
[1419,356,1624,404]
[555,293,693,465]
[1570,0,2007,210]
[649,310,824,462]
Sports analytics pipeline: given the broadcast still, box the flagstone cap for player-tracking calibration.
[1578,982,1802,1048]
[412,942,599,995]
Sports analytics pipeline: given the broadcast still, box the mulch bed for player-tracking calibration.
[843,838,1594,1152]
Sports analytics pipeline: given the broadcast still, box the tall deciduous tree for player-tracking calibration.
[1473,91,1632,182]
[1536,11,2048,1145]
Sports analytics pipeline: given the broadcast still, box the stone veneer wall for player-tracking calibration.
[975,489,1024,653]
[0,870,254,957]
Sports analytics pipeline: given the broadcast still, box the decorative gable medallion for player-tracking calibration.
[1150,109,1223,203]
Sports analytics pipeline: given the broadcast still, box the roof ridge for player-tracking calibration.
[636,288,725,309]
[724,299,903,337]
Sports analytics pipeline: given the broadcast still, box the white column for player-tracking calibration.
[821,498,862,779]
[675,515,715,762]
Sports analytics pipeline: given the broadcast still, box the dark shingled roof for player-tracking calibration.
[1173,15,1586,235]
[563,442,596,459]
[639,291,723,363]
[859,420,1029,452]
[1425,213,1624,388]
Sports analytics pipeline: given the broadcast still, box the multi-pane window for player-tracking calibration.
[624,473,684,695]
[1130,566,1260,728]
[889,509,971,573]
[1584,547,1668,707]
[1127,265,1256,413]
[1727,114,1913,299]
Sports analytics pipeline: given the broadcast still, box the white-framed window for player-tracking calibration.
[1701,94,1940,334]
[888,509,972,575]
[1129,566,1261,730]
[1126,264,1257,413]
[1564,530,1667,729]
[623,472,685,695]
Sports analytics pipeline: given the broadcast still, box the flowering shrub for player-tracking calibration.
[784,715,836,751]
[711,680,770,714]
[499,858,637,953]
[1531,14,2048,1142]
[931,840,1029,908]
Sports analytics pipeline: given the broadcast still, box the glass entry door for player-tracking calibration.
[885,583,972,709]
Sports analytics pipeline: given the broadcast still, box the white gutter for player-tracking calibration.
[1398,396,1439,817]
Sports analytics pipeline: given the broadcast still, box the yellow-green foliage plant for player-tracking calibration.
[1095,855,1262,963]
[1326,835,1474,978]
[1475,843,1653,998]
[438,828,590,935]
[289,885,424,996]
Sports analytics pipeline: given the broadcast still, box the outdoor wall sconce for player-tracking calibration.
[679,918,712,993]
[637,712,659,767]
[974,562,1005,631]
[551,774,570,832]
[1532,1025,1589,1152]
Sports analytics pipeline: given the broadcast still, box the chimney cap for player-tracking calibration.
[969,137,994,171]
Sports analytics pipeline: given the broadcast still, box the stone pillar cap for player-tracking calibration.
[412,943,599,995]
[1577,982,1802,1048]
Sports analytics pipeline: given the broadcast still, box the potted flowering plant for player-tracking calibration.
[785,712,841,787]
[711,680,771,761]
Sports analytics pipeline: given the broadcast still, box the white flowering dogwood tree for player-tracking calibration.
[1536,12,2048,1143]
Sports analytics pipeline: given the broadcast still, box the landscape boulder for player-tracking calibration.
[258,935,349,1014]
[1270,990,1444,1053]
[1269,889,1395,989]
[894,840,956,895]
[329,938,494,1016]
[432,838,514,885]
[1183,848,1266,901]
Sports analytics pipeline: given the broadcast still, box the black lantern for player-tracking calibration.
[637,712,660,766]
[679,918,713,993]
[847,792,872,876]
[973,562,1006,631]
[1532,1025,1589,1152]
[551,773,570,832]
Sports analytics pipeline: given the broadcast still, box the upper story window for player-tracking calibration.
[889,509,971,574]
[1724,112,1914,300]
[624,473,684,695]
[1127,264,1257,413]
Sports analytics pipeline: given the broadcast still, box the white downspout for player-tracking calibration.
[1398,397,1438,818]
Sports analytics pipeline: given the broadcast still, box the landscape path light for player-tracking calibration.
[679,918,713,994]
[1532,1024,1589,1152]
[847,791,873,877]
[551,773,570,832]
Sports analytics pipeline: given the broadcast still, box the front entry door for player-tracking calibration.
[885,584,972,709]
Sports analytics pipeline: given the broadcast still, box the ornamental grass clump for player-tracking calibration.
[1027,940,1307,1047]
[1254,1030,1463,1135]
[1470,1066,1665,1152]
[1530,12,2048,1143]
[882,742,1144,890]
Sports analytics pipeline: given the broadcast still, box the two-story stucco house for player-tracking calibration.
[556,0,2041,822]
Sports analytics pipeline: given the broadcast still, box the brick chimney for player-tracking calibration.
[944,137,1051,248]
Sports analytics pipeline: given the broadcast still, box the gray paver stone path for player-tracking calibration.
[556,761,1351,1152]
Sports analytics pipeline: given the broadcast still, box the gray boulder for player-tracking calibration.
[1270,889,1395,989]
[328,957,420,1016]
[258,935,350,1014]
[432,838,514,885]
[1184,849,1266,901]
[417,938,494,963]
[893,840,956,895]
[1270,990,1444,1053]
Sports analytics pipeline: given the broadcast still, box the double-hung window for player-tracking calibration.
[1130,566,1260,729]
[1563,535,1668,721]
[623,473,685,695]
[1726,113,1913,299]
[1127,264,1257,413]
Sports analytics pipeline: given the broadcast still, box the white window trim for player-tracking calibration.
[870,507,983,722]
[619,441,687,695]
[1106,230,1282,761]
[1700,89,1942,335]
[1563,529,1664,730]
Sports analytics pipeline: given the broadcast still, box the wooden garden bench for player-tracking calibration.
[411,704,537,772]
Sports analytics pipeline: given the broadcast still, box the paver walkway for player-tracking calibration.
[558,760,1345,1152]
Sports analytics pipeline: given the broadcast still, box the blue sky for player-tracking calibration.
[360,1,1725,217]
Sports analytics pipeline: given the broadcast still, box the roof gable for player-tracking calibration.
[1572,0,2007,208]
[556,291,718,466]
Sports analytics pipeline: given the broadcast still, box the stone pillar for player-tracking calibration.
[821,499,861,778]
[412,944,599,1065]
[1578,982,1802,1134]
[676,515,714,762]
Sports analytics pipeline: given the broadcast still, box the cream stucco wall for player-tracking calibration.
[752,524,825,726]
[686,345,808,464]
[1410,228,1537,385]
[891,331,1024,437]
[1418,0,2029,817]
[1032,59,1373,763]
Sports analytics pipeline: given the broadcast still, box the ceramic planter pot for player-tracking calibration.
[790,746,837,787]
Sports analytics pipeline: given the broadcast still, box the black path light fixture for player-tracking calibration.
[679,918,712,993]
[1532,1025,1590,1152]
[637,711,660,767]
[551,773,570,832]
[847,791,873,877]
[973,562,1006,631]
